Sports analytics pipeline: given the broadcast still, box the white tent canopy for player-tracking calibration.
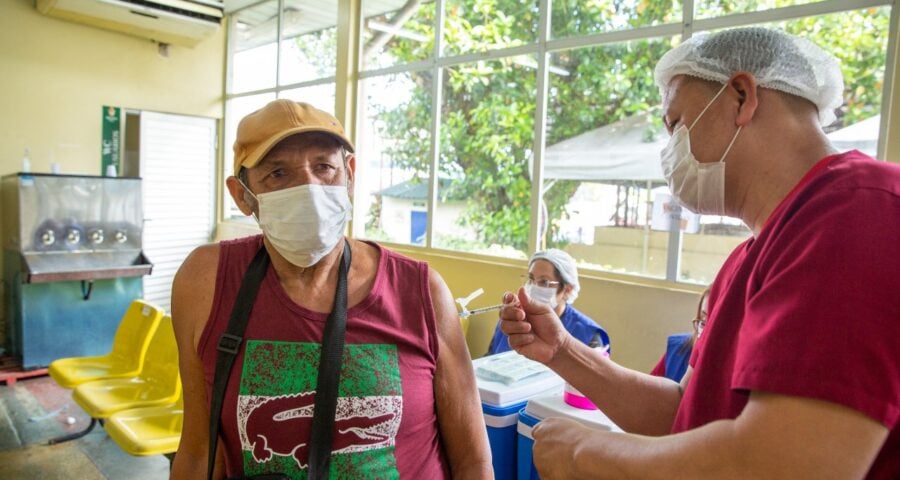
[540,112,880,182]
[539,112,667,182]
[826,114,879,156]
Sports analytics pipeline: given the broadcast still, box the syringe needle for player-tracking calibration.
[464,303,504,316]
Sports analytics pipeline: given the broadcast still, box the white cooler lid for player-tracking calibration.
[472,351,565,407]
[525,393,623,432]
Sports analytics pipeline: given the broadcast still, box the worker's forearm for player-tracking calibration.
[565,392,890,480]
[568,420,745,480]
[547,341,683,436]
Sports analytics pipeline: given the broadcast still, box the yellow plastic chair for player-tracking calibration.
[49,300,165,389]
[72,315,181,419]
[104,391,183,456]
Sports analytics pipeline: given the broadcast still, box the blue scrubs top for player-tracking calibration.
[486,304,611,355]
[661,333,693,382]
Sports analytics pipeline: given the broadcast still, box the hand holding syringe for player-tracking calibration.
[456,288,504,319]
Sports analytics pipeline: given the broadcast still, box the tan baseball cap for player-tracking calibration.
[232,99,355,175]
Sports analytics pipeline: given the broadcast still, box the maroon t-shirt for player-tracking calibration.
[198,235,450,479]
[673,151,900,478]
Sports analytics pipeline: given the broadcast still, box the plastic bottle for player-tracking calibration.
[22,148,31,173]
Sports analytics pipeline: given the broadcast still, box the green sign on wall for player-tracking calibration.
[101,105,121,176]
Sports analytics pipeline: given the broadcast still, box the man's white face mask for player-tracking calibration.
[243,182,352,268]
[661,83,742,215]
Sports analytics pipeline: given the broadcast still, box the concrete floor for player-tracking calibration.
[0,375,171,480]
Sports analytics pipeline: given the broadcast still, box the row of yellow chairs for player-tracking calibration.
[48,299,183,457]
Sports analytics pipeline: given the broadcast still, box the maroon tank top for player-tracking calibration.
[198,235,449,478]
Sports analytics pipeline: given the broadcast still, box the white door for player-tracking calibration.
[140,111,216,312]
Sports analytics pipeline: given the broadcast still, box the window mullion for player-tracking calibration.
[529,0,552,254]
[426,0,446,249]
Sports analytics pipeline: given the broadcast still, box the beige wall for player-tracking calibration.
[568,226,746,285]
[387,247,702,372]
[0,0,225,346]
[0,0,224,176]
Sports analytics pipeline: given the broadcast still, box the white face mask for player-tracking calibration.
[661,83,742,215]
[247,183,352,267]
[525,283,559,309]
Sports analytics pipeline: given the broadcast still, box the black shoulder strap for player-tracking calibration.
[307,241,351,480]
[207,246,270,480]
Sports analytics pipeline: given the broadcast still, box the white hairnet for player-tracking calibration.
[654,27,844,126]
[530,249,580,304]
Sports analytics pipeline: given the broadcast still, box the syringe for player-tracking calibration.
[459,303,504,319]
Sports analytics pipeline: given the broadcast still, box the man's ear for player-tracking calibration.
[344,152,356,195]
[729,72,759,127]
[226,176,257,216]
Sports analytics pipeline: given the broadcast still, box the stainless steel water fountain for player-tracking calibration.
[2,173,152,368]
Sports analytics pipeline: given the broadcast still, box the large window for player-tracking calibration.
[229,2,277,93]
[225,0,894,284]
[443,0,539,55]
[361,1,435,70]
[223,0,339,220]
[697,0,825,18]
[434,57,536,258]
[543,38,679,278]
[552,0,682,38]
[357,71,433,246]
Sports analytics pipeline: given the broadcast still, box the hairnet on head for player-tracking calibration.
[530,249,580,304]
[654,27,844,126]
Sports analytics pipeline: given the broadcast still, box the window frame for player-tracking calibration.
[223,0,898,283]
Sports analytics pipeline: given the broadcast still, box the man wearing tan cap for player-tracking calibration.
[170,100,492,479]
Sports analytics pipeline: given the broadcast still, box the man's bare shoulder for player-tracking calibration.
[179,243,220,275]
[425,266,459,333]
[172,243,221,349]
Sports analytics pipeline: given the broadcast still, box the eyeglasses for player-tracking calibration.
[520,275,560,289]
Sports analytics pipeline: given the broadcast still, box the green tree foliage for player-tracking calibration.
[782,7,890,126]
[360,0,889,253]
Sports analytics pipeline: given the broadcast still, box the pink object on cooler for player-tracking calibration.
[562,345,609,410]
[563,383,597,410]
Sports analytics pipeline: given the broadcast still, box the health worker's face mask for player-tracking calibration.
[243,182,352,268]
[661,83,742,215]
[525,283,559,309]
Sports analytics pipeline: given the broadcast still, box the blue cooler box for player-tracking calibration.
[484,400,527,480]
[516,393,623,480]
[472,352,564,480]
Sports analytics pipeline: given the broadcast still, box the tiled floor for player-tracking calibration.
[0,375,170,479]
